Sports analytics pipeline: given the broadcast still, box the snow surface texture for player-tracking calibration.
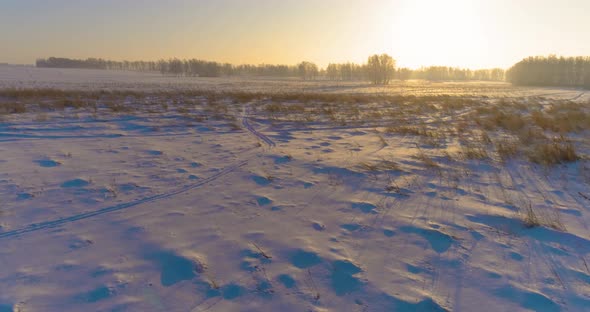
[0,68,590,311]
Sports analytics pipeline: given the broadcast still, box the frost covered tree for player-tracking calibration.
[367,54,396,85]
[507,55,590,88]
[298,62,319,80]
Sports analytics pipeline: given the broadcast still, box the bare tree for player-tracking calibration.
[298,61,319,80]
[367,54,396,85]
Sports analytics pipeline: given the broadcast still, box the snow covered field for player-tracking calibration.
[1,67,590,311]
[1,65,589,101]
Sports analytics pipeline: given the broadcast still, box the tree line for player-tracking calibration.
[36,55,507,84]
[405,67,505,81]
[507,55,590,88]
[36,55,389,82]
[35,57,297,77]
[325,64,505,82]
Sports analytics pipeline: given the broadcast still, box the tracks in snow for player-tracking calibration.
[570,92,586,101]
[0,107,272,239]
[0,160,248,239]
[242,106,275,147]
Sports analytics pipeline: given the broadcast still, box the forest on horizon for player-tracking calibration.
[35,55,590,89]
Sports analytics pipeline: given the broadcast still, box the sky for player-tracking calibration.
[1,0,590,69]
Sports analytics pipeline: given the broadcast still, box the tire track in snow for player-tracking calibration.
[569,92,585,101]
[0,160,248,239]
[242,106,275,147]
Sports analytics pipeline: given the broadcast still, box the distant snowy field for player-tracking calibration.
[1,64,588,100]
[1,66,590,311]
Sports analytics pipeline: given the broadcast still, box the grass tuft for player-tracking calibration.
[528,136,578,166]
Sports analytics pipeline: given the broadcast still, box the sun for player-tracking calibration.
[390,0,488,68]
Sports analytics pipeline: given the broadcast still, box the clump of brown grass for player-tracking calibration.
[520,201,565,231]
[475,107,526,132]
[532,109,590,133]
[385,125,422,135]
[478,131,492,144]
[454,121,470,135]
[33,112,49,122]
[517,127,547,144]
[105,101,131,113]
[522,202,541,228]
[495,139,519,162]
[385,125,445,148]
[376,133,388,147]
[459,144,488,160]
[177,106,190,114]
[415,150,439,169]
[528,136,578,166]
[0,102,27,114]
[229,121,242,131]
[497,112,526,132]
[60,98,87,109]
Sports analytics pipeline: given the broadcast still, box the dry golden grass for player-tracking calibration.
[228,121,242,131]
[385,125,423,136]
[459,144,489,160]
[528,136,578,165]
[517,127,548,144]
[415,150,440,169]
[0,102,27,114]
[33,112,49,122]
[176,106,190,114]
[521,202,541,228]
[105,101,132,113]
[358,159,400,172]
[495,139,519,162]
[1,88,586,169]
[532,109,590,133]
[519,201,565,231]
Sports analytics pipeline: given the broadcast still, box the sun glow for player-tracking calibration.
[391,0,490,68]
[3,0,590,68]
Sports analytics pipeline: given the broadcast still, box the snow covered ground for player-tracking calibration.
[1,67,590,311]
[1,65,588,101]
